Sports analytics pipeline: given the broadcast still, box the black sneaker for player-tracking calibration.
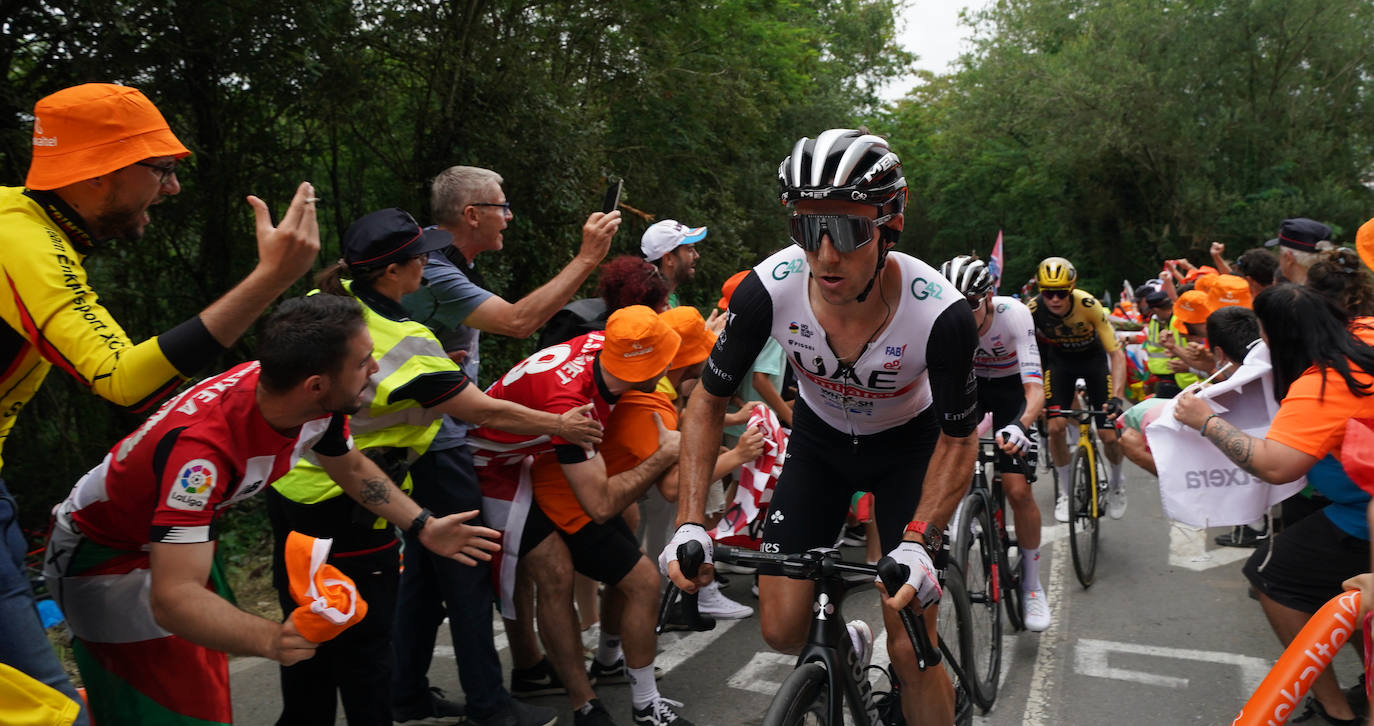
[574,698,618,726]
[1291,696,1359,725]
[631,697,692,726]
[1214,524,1268,548]
[393,686,466,725]
[469,700,558,726]
[587,657,664,685]
[512,658,582,698]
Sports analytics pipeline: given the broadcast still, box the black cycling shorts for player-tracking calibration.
[1243,511,1369,613]
[760,399,940,568]
[520,506,643,586]
[1042,351,1113,429]
[976,375,1029,476]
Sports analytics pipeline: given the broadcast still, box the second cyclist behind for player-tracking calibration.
[941,256,1051,632]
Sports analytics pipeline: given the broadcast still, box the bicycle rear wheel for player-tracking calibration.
[1067,444,1100,588]
[952,493,1001,710]
[761,661,829,726]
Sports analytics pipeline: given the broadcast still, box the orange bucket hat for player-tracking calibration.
[27,83,190,190]
[718,270,750,311]
[1207,274,1252,310]
[1358,217,1374,274]
[601,305,681,383]
[1172,290,1211,333]
[660,306,717,370]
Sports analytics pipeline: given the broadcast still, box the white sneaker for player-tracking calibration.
[1023,589,1052,632]
[846,620,873,668]
[1107,485,1127,519]
[1054,494,1069,523]
[696,581,754,619]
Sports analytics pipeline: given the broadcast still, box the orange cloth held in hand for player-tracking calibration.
[285,531,368,643]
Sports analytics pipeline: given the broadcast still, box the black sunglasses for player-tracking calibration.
[1041,289,1071,300]
[789,213,893,253]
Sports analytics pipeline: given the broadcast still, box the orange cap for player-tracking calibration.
[718,270,750,311]
[1171,290,1211,332]
[1207,274,1252,310]
[601,305,681,383]
[26,84,190,190]
[1192,273,1218,295]
[1358,217,1374,274]
[660,306,717,369]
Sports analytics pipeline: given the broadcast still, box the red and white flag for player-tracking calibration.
[988,230,1004,291]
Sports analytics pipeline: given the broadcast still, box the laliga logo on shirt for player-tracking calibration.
[167,459,217,511]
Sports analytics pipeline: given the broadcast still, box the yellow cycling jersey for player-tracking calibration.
[1027,288,1121,357]
[0,186,220,469]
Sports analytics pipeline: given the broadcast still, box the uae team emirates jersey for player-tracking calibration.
[702,247,979,438]
[64,361,352,550]
[467,331,617,467]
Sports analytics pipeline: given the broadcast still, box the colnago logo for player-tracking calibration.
[770,509,785,524]
[813,592,834,621]
[1185,468,1265,488]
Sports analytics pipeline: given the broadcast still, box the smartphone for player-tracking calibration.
[601,179,623,214]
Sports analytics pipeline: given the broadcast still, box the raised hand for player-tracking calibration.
[246,181,321,288]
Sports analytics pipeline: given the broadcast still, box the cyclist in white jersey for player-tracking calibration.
[941,256,1050,632]
[662,129,980,726]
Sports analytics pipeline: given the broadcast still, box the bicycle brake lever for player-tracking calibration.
[876,557,941,670]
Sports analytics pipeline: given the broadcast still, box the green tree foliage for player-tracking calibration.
[0,0,908,527]
[880,0,1374,294]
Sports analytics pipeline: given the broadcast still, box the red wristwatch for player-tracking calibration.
[904,520,943,556]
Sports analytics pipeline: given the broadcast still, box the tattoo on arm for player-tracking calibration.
[359,477,390,505]
[1204,418,1260,476]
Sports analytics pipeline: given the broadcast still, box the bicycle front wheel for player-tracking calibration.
[762,661,830,726]
[952,492,1001,710]
[1067,444,1100,588]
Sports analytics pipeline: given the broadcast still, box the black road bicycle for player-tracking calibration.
[660,541,973,726]
[945,437,1034,710]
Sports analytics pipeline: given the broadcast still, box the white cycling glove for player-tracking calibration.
[881,542,942,608]
[996,421,1033,455]
[658,523,714,577]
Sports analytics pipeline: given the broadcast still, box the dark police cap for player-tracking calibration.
[342,208,452,270]
[1264,218,1332,252]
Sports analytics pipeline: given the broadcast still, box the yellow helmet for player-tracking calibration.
[1037,257,1077,290]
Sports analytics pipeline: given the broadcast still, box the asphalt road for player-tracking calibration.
[229,460,1363,725]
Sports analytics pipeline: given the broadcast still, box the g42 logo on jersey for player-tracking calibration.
[910,277,943,300]
[772,258,805,280]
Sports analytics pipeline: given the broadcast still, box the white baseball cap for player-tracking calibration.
[641,219,708,262]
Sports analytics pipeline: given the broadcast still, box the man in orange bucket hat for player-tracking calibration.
[1,83,324,726]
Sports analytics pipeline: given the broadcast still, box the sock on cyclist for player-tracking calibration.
[1110,461,1123,489]
[627,664,660,709]
[1021,547,1043,591]
[1055,465,1071,491]
[596,631,623,666]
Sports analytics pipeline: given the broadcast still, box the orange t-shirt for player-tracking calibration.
[532,389,678,534]
[1266,320,1374,461]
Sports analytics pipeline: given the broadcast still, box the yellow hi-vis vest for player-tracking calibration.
[272,284,456,517]
[1144,316,1178,376]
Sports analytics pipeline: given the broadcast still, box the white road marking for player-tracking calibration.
[1019,525,1067,726]
[1075,638,1272,693]
[1167,521,1252,571]
[726,651,797,694]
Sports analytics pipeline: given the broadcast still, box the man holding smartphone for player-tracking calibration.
[392,165,620,725]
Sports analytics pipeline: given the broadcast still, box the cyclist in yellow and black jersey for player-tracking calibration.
[1026,257,1129,522]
